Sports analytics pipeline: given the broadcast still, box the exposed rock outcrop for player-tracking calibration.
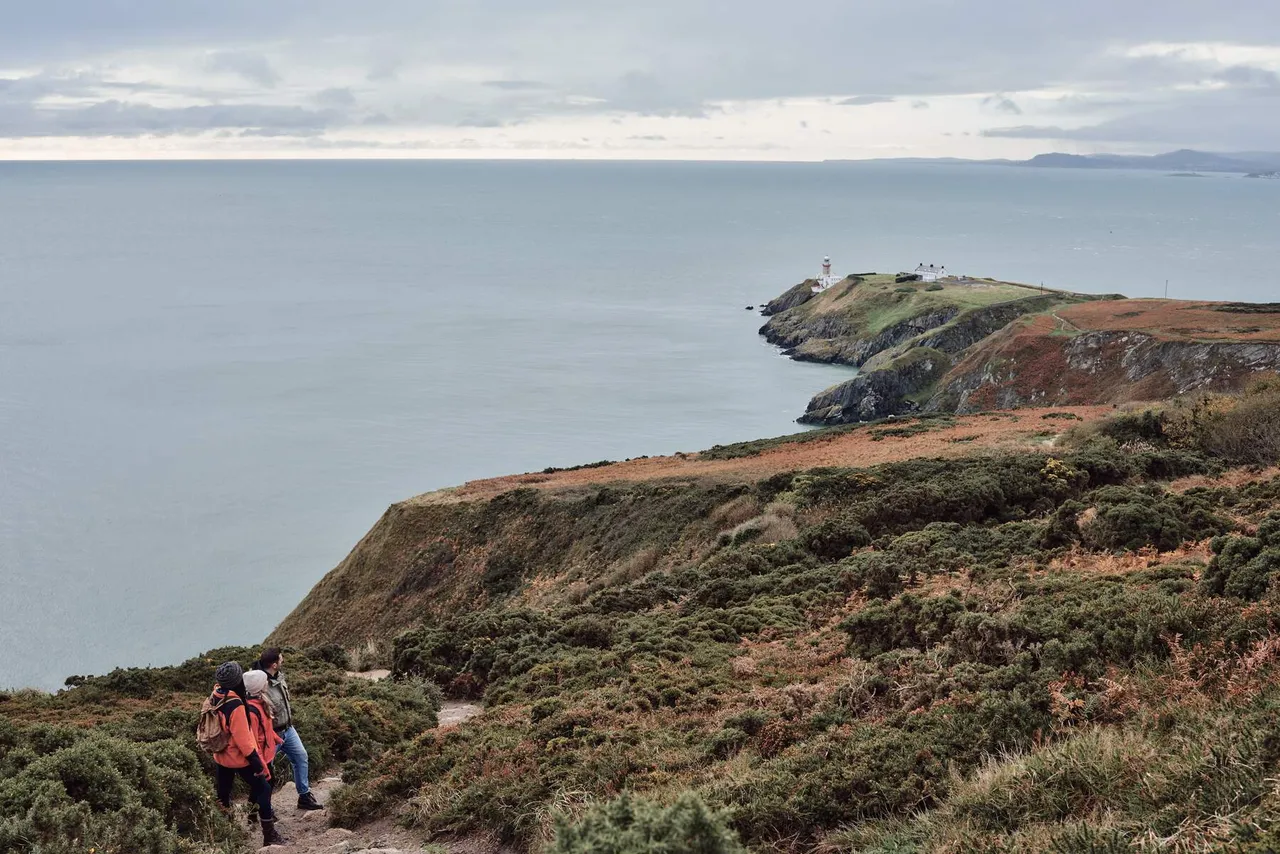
[761,274,1280,424]
[764,307,961,365]
[761,279,821,316]
[800,349,950,424]
[933,331,1280,414]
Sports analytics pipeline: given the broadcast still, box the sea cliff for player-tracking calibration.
[13,272,1280,854]
[761,274,1280,424]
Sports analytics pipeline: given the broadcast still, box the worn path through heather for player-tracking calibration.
[259,696,488,854]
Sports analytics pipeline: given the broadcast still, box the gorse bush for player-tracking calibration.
[1,644,440,853]
[0,726,235,854]
[342,432,1280,848]
[1201,513,1280,600]
[15,393,1280,853]
[548,793,746,854]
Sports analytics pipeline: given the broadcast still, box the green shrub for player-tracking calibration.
[0,731,236,854]
[1097,409,1166,445]
[1081,486,1227,552]
[549,792,746,854]
[925,283,944,291]
[1201,515,1280,600]
[802,514,871,560]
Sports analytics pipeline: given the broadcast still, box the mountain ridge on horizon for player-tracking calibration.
[829,148,1280,174]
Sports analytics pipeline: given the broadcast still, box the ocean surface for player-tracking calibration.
[1,160,1276,690]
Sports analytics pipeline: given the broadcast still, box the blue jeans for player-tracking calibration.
[277,726,310,796]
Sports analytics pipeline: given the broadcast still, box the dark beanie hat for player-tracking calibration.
[215,661,243,687]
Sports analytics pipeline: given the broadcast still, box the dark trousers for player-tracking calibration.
[215,764,275,821]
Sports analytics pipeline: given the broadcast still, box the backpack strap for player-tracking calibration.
[216,696,244,724]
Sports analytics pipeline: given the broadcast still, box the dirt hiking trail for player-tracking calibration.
[258,698,492,854]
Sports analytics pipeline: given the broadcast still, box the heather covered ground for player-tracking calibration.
[8,383,1280,853]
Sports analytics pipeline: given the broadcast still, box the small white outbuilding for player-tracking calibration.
[914,263,947,282]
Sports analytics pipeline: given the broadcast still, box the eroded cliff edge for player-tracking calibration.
[762,275,1280,423]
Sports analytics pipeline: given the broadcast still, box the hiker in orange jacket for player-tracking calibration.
[243,669,285,764]
[210,661,285,847]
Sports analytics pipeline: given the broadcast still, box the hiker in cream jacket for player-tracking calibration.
[253,647,323,811]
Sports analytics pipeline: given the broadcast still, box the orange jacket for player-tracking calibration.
[210,689,268,775]
[245,697,284,764]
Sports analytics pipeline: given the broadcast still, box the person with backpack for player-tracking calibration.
[252,647,323,811]
[200,661,286,847]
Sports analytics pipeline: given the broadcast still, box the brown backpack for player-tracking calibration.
[196,694,232,754]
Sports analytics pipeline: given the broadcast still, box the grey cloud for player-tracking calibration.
[1213,65,1280,90]
[0,100,338,138]
[314,87,357,108]
[981,125,1071,139]
[0,70,216,104]
[836,95,895,106]
[1,1,1280,148]
[366,54,403,82]
[483,80,551,90]
[204,50,280,87]
[911,100,930,110]
[982,90,1280,149]
[456,115,507,127]
[1051,94,1138,114]
[983,93,1023,115]
[599,71,713,117]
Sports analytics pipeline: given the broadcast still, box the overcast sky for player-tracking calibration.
[2,1,1279,160]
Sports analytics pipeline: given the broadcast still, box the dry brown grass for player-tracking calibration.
[421,407,1114,505]
[1169,465,1280,493]
[1059,299,1280,343]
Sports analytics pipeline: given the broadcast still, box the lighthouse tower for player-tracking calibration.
[813,255,839,292]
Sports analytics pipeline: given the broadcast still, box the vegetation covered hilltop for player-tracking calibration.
[8,279,1280,853]
[759,273,1280,424]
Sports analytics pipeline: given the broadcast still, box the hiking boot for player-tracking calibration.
[297,791,324,811]
[261,818,287,846]
[247,805,259,827]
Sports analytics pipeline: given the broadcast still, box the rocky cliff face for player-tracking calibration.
[761,279,821,315]
[933,330,1280,414]
[775,292,1083,424]
[764,308,962,365]
[763,277,1280,424]
[911,294,1066,356]
[800,349,950,424]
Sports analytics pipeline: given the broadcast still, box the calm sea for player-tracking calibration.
[1,161,1276,690]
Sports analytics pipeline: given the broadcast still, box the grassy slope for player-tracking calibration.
[322,416,1280,853]
[281,391,1280,852]
[784,275,1044,338]
[13,394,1280,853]
[271,407,1116,647]
[775,277,1098,411]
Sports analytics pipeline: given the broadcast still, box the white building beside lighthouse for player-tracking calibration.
[812,255,841,292]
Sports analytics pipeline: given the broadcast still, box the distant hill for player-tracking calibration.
[1019,149,1280,173]
[829,149,1280,174]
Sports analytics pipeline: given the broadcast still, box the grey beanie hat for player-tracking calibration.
[215,661,243,687]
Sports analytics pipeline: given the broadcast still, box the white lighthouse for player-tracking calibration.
[812,255,840,292]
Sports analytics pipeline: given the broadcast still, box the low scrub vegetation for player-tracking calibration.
[326,399,1280,851]
[11,388,1280,852]
[0,646,440,853]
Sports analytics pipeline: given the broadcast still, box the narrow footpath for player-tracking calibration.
[261,682,486,854]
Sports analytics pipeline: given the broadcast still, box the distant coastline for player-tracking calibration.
[827,148,1280,175]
